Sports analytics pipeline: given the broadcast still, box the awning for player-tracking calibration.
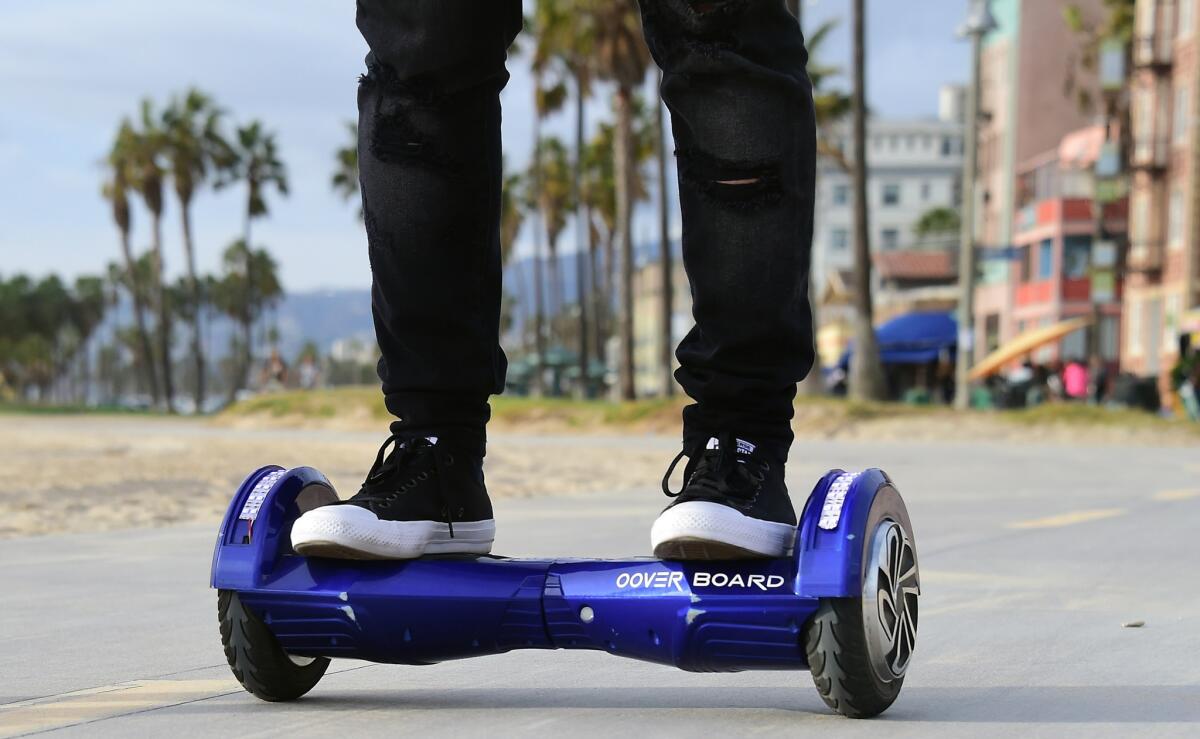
[839,311,958,369]
[968,316,1092,381]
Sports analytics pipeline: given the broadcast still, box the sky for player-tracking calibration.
[0,0,971,292]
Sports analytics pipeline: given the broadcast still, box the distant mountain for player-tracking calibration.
[274,288,374,357]
[91,238,681,364]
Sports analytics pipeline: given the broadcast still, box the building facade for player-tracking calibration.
[1126,0,1200,389]
[811,89,965,305]
[972,0,1109,362]
[1005,127,1127,368]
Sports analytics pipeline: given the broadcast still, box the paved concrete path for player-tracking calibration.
[2,438,1199,737]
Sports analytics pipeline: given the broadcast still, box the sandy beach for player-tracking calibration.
[2,406,1195,539]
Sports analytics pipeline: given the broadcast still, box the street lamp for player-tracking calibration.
[954,0,997,410]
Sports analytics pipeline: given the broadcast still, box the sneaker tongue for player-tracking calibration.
[705,436,756,458]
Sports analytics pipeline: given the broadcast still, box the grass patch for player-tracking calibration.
[0,402,159,417]
[217,385,1200,440]
[998,402,1199,434]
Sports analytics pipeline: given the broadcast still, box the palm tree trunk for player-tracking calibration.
[180,204,207,412]
[119,229,160,403]
[573,76,590,398]
[532,237,547,397]
[615,86,636,401]
[240,204,254,397]
[531,118,546,396]
[151,211,176,412]
[654,72,674,398]
[589,222,604,365]
[849,0,884,401]
[547,239,562,327]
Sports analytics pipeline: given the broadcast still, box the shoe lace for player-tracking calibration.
[661,432,769,502]
[352,434,460,535]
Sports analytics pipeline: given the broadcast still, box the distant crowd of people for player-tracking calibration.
[1002,357,1110,407]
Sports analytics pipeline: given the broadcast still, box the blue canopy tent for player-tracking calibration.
[838,311,958,370]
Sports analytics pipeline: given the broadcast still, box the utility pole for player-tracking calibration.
[954,0,996,411]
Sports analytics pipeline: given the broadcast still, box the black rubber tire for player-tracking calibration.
[802,481,917,718]
[803,597,903,718]
[218,589,329,701]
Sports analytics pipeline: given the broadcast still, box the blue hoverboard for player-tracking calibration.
[211,466,920,718]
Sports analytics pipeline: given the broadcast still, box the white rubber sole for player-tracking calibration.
[290,505,494,560]
[650,501,796,559]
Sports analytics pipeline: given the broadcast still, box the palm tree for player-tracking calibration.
[532,136,575,327]
[219,121,289,397]
[213,241,284,399]
[537,0,597,395]
[162,88,230,413]
[331,121,362,221]
[808,19,856,173]
[583,112,653,366]
[129,100,175,412]
[849,0,885,400]
[103,121,160,404]
[800,16,854,397]
[589,0,651,400]
[529,7,569,396]
[499,167,526,269]
[652,69,674,397]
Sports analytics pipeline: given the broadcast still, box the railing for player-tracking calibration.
[1127,240,1165,272]
[1134,29,1174,70]
[1131,136,1171,170]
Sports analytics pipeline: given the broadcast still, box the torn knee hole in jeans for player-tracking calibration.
[360,63,464,171]
[678,148,783,208]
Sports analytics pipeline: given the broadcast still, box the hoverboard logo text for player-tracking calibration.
[614,571,786,592]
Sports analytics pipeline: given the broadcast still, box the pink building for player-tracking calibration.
[1001,127,1127,369]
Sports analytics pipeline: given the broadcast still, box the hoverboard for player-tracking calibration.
[211,466,919,718]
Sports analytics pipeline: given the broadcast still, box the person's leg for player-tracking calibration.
[356,0,522,457]
[639,0,816,558]
[292,0,522,560]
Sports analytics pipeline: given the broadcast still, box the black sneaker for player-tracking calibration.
[651,433,796,559]
[291,435,494,559]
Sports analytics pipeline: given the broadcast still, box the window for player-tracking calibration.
[1063,236,1091,278]
[941,136,959,156]
[832,184,850,206]
[984,314,1001,353]
[1168,187,1185,248]
[1180,0,1194,38]
[830,228,850,251]
[882,183,901,206]
[1174,86,1191,145]
[880,228,900,250]
[1061,328,1087,361]
[1131,188,1151,244]
[1127,298,1143,358]
[1018,245,1033,283]
[921,181,932,201]
[1100,315,1119,361]
[1038,239,1054,280]
[1166,293,1184,351]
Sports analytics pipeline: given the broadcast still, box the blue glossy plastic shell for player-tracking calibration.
[211,465,896,672]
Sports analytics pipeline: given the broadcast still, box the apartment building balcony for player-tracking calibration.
[1126,240,1165,272]
[1134,33,1174,71]
[1131,135,1170,171]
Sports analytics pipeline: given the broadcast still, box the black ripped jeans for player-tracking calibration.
[357,0,815,464]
